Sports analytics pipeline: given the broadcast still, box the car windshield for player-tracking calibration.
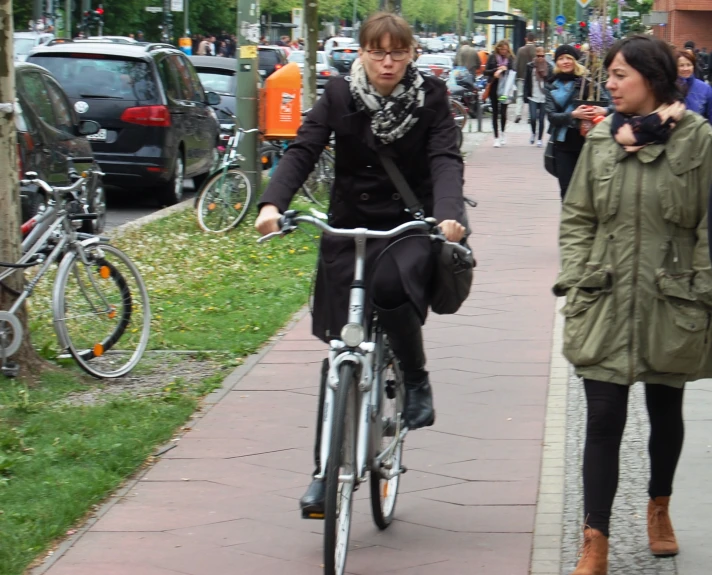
[196,70,235,95]
[332,50,357,62]
[28,55,158,103]
[288,52,304,63]
[14,38,36,57]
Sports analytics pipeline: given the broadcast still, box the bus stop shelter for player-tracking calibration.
[474,11,527,52]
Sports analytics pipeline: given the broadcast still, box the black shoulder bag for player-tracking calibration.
[380,156,475,315]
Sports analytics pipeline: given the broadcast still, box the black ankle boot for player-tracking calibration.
[301,359,329,519]
[300,478,326,518]
[404,374,435,429]
[374,302,435,430]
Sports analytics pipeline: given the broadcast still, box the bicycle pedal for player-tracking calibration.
[1,361,19,378]
[301,510,325,520]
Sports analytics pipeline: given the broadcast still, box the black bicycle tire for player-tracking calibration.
[324,362,358,575]
[369,337,405,529]
[197,169,253,233]
[55,245,149,379]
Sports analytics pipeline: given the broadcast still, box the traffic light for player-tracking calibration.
[578,21,588,43]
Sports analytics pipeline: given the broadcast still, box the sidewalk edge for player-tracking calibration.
[530,297,567,575]
[30,305,310,575]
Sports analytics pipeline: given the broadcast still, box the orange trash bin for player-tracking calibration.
[262,62,302,140]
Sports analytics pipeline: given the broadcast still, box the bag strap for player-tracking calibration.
[380,155,425,220]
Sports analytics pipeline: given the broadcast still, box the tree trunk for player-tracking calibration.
[0,0,47,379]
[302,0,318,109]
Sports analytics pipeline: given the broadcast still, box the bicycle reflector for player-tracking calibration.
[341,322,365,347]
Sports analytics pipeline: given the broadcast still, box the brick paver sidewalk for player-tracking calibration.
[34,131,563,575]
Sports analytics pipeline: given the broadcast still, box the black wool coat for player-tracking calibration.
[258,75,465,341]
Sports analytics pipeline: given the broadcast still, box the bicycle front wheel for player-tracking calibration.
[324,362,358,575]
[197,169,252,233]
[53,244,151,378]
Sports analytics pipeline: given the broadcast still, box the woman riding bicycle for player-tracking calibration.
[255,12,467,517]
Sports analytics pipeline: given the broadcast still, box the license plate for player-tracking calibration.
[86,129,107,141]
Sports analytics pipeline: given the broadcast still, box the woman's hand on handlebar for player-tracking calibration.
[255,204,281,236]
[439,219,466,243]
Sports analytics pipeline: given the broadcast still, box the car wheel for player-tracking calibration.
[82,181,106,234]
[157,155,185,206]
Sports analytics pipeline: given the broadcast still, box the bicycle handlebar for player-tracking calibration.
[258,210,471,257]
[20,168,103,196]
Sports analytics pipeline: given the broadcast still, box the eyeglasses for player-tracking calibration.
[367,49,410,61]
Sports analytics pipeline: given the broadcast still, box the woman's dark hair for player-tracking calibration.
[359,12,414,50]
[603,35,680,105]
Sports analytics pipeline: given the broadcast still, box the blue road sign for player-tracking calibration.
[555,15,566,26]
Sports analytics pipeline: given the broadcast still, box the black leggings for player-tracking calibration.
[491,98,508,137]
[583,379,685,538]
[528,101,546,140]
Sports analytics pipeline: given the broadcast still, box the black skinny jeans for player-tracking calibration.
[583,379,685,538]
[553,145,582,201]
[528,101,546,140]
[491,98,508,138]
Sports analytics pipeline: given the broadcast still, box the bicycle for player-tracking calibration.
[260,141,335,209]
[258,210,471,575]
[0,170,151,379]
[196,127,259,234]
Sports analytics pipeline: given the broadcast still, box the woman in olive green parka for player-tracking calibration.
[554,36,712,575]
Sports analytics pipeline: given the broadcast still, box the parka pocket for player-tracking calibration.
[645,271,709,374]
[561,265,614,367]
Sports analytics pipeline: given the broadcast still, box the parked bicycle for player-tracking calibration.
[196,127,259,234]
[260,141,335,209]
[0,169,151,379]
[258,210,472,575]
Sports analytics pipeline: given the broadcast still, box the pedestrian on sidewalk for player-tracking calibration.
[554,35,712,575]
[524,45,552,147]
[677,50,712,124]
[544,45,607,200]
[255,11,466,519]
[454,41,481,79]
[514,32,537,123]
[485,40,513,148]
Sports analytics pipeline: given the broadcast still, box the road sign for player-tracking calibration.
[555,15,566,26]
[621,11,640,18]
[576,0,593,7]
[171,0,184,11]
[145,6,163,12]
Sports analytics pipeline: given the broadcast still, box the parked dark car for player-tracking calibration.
[15,62,105,231]
[189,55,237,146]
[329,46,358,75]
[258,45,288,80]
[27,40,222,205]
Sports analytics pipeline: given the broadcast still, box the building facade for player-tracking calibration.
[652,0,712,50]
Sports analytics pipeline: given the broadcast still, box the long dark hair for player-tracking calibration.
[603,35,681,105]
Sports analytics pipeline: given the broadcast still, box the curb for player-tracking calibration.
[530,297,568,575]
[108,197,194,238]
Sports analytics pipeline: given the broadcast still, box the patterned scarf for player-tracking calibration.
[349,57,426,145]
[611,101,686,153]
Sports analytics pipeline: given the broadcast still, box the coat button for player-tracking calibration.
[392,193,401,200]
[360,193,369,201]
[366,165,372,168]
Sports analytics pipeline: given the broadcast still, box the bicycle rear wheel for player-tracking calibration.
[302,150,334,209]
[324,362,358,575]
[450,98,467,130]
[196,169,252,233]
[53,244,150,379]
[370,338,405,529]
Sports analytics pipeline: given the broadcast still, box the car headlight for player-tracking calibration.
[341,322,365,347]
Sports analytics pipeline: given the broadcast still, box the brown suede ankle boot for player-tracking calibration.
[571,527,608,575]
[648,497,679,556]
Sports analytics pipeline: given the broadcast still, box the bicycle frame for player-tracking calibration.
[259,213,450,486]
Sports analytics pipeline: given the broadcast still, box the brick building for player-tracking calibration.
[652,0,712,51]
